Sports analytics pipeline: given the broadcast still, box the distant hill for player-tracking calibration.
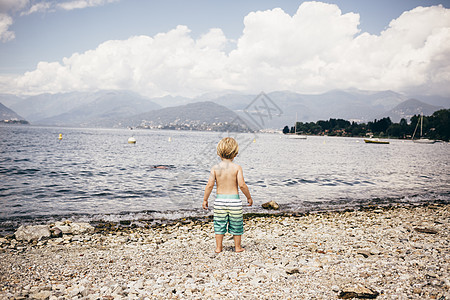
[12,91,161,127]
[379,99,442,122]
[0,102,28,123]
[125,101,253,132]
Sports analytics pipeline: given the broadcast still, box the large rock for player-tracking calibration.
[14,225,51,242]
[53,221,94,235]
[338,285,379,299]
[262,200,279,210]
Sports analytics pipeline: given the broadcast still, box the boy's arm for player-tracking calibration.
[203,168,215,209]
[237,166,253,206]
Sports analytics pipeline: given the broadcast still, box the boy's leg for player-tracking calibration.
[233,235,245,252]
[213,201,228,253]
[215,234,224,253]
[228,199,244,252]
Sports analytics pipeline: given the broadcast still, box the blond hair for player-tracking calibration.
[217,137,239,159]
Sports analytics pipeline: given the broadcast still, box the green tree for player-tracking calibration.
[429,109,450,141]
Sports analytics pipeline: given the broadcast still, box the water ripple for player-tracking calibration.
[0,126,448,235]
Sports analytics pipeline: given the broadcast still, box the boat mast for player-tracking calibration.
[295,112,298,135]
[420,114,423,137]
[412,115,419,140]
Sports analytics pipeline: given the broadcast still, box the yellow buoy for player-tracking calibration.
[58,134,63,140]
[128,137,136,144]
[168,137,172,142]
[253,138,256,143]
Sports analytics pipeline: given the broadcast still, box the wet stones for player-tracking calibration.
[12,222,95,244]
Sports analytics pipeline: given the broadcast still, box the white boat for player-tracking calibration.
[412,114,436,144]
[287,113,307,139]
[413,138,436,144]
[364,138,389,144]
[288,134,307,139]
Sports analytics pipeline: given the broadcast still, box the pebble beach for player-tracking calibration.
[0,204,449,299]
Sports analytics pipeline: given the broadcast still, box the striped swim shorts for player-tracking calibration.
[214,194,243,235]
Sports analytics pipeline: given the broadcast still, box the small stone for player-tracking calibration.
[66,286,80,297]
[134,280,144,290]
[53,238,64,245]
[71,235,83,242]
[30,290,52,300]
[286,268,300,275]
[369,248,381,255]
[414,227,438,234]
[357,250,371,258]
[49,227,62,238]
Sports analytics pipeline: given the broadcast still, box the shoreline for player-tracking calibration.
[2,198,448,237]
[1,203,449,299]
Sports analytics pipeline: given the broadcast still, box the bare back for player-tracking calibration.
[213,160,240,194]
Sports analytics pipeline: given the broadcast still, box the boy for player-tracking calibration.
[203,137,253,253]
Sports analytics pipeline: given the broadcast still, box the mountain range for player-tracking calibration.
[0,89,448,129]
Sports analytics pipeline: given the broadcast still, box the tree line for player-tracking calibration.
[282,109,450,141]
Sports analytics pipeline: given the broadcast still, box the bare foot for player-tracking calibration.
[235,247,245,253]
[215,247,222,253]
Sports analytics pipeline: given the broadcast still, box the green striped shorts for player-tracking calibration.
[214,194,243,235]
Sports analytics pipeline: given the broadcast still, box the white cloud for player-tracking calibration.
[0,0,28,42]
[0,13,14,42]
[57,0,120,11]
[1,0,121,42]
[20,2,52,16]
[14,25,231,96]
[3,2,450,97]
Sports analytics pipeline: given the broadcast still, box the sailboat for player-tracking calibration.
[412,114,436,144]
[287,113,307,139]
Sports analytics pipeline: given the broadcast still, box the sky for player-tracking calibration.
[0,0,449,98]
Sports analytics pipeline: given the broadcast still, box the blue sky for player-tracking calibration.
[0,0,449,97]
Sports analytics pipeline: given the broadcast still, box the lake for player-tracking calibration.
[1,125,449,234]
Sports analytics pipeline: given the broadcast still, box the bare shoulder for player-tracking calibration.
[232,161,242,169]
[232,162,243,172]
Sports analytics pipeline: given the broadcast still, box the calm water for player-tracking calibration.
[1,125,449,233]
